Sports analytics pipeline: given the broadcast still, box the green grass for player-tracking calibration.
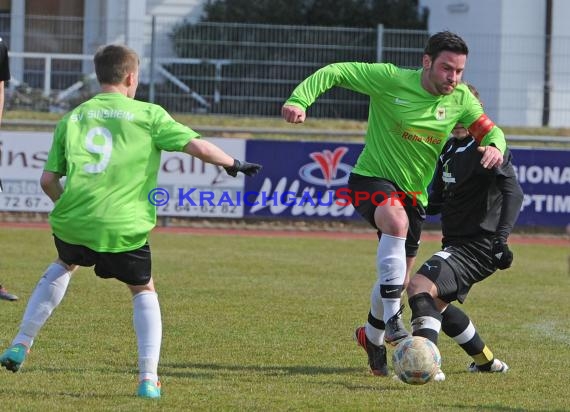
[0,226,568,411]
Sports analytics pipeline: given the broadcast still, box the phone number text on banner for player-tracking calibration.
[0,132,247,218]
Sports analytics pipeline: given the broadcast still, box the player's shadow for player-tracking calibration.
[160,362,406,392]
[160,361,361,379]
[445,405,555,412]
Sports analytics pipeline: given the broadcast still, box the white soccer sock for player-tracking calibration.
[133,291,162,383]
[377,234,407,323]
[366,279,385,345]
[13,262,72,348]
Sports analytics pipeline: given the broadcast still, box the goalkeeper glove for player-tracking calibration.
[224,159,262,177]
[491,238,513,270]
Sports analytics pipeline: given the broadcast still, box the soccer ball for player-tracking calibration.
[392,336,441,385]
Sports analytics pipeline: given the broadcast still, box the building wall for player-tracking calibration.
[84,0,143,54]
[128,0,570,127]
[497,0,545,127]
[9,0,569,126]
[550,0,570,127]
[419,0,570,127]
[144,0,205,56]
[140,0,205,81]
[146,0,204,21]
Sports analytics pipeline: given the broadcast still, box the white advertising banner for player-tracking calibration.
[0,131,52,212]
[155,137,247,218]
[0,131,246,218]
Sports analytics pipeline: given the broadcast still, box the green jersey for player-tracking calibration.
[285,63,506,206]
[45,93,198,252]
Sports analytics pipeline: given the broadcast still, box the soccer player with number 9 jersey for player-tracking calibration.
[0,44,262,399]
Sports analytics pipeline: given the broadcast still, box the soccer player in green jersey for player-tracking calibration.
[0,44,261,398]
[282,31,506,376]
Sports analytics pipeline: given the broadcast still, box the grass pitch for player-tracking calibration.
[0,226,568,411]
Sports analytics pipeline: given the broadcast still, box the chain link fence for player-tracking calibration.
[3,14,570,126]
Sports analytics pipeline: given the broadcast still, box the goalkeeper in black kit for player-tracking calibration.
[406,83,524,381]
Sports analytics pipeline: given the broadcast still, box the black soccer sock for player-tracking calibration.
[408,292,442,345]
[363,311,386,346]
[441,304,494,367]
[368,311,385,330]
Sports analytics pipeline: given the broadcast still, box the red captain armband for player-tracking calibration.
[468,114,495,143]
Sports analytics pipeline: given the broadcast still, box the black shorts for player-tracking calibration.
[347,173,425,257]
[54,236,152,286]
[416,237,496,303]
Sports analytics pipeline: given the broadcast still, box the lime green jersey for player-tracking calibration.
[45,93,199,252]
[285,63,506,206]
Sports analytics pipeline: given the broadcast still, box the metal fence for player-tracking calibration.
[1,15,429,118]
[3,15,570,127]
[147,20,428,118]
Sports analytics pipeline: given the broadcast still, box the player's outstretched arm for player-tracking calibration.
[183,138,233,167]
[183,139,262,177]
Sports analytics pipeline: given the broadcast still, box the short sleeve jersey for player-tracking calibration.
[45,93,199,252]
[284,63,505,206]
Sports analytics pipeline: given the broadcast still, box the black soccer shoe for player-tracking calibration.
[384,305,410,346]
[354,326,389,376]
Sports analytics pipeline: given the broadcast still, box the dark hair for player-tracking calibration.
[94,44,139,85]
[424,31,469,61]
[464,82,480,100]
[463,82,483,108]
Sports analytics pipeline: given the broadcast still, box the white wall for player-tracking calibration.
[419,0,503,122]
[83,0,205,58]
[419,0,550,127]
[146,0,205,22]
[497,0,545,127]
[83,0,145,54]
[82,0,205,82]
[144,0,206,58]
[550,0,570,127]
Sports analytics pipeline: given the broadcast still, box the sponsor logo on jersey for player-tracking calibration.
[442,160,456,183]
[393,121,444,145]
[435,106,446,120]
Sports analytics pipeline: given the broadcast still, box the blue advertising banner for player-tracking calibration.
[511,147,570,227]
[244,140,361,220]
[244,140,570,228]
